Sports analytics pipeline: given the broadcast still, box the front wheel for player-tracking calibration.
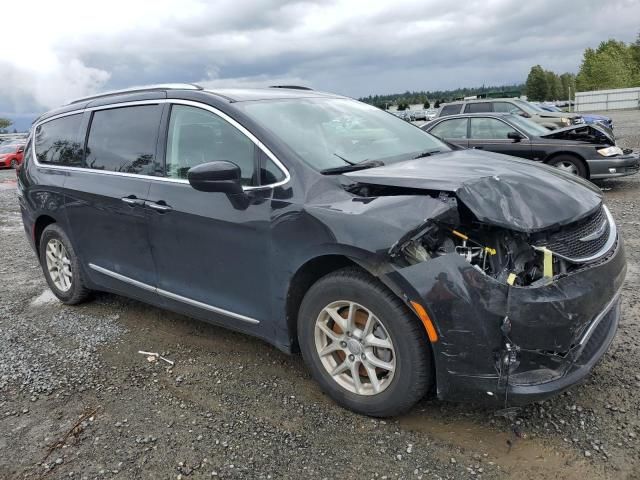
[10,159,18,169]
[298,267,433,417]
[548,155,587,178]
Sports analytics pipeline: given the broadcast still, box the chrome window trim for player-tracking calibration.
[32,99,291,191]
[88,263,260,325]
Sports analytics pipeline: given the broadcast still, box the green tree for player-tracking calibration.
[544,70,563,101]
[0,118,12,130]
[423,100,430,109]
[525,65,548,101]
[631,32,640,80]
[576,39,638,91]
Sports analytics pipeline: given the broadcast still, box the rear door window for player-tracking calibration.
[85,105,162,174]
[429,118,468,139]
[34,114,84,166]
[439,104,463,116]
[464,102,493,113]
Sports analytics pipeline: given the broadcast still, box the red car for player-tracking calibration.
[0,143,25,169]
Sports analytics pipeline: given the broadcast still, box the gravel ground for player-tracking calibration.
[1,109,639,480]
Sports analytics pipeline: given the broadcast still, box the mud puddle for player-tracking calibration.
[399,413,619,479]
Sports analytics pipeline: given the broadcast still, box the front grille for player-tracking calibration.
[538,206,611,261]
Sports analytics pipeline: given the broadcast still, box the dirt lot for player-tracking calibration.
[1,110,639,480]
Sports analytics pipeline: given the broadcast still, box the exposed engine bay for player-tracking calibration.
[347,185,609,287]
[391,217,574,287]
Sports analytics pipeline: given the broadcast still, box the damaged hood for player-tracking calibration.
[344,150,602,233]
[540,123,615,145]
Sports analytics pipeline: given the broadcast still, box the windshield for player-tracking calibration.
[0,145,16,154]
[237,98,450,171]
[506,115,552,136]
[512,99,539,115]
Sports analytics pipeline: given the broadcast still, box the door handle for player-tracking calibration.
[472,146,484,149]
[121,196,145,206]
[146,201,173,212]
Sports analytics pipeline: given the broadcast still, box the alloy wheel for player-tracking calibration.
[553,161,579,175]
[45,238,73,292]
[314,300,396,396]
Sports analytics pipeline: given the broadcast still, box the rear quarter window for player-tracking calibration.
[439,104,463,116]
[34,114,84,166]
[464,102,493,113]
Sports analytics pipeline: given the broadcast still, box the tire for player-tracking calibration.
[298,267,433,417]
[10,159,18,169]
[547,154,587,178]
[39,224,91,304]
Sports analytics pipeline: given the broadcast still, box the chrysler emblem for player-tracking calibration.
[579,220,607,242]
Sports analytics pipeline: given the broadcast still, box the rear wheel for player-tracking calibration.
[548,155,587,178]
[298,267,433,417]
[39,224,91,304]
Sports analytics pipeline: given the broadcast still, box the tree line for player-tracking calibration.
[526,34,640,101]
[359,84,524,110]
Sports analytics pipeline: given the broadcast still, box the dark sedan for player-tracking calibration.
[422,112,639,180]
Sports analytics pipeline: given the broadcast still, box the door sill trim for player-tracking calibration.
[88,263,260,325]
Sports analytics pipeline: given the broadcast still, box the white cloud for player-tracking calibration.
[1,0,639,119]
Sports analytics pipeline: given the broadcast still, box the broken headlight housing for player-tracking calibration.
[597,146,623,157]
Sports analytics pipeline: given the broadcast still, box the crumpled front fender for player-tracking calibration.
[382,237,626,403]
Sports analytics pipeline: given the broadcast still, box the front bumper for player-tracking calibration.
[386,235,626,406]
[587,152,640,179]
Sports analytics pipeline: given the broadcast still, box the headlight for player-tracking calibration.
[561,117,571,126]
[597,146,624,157]
[574,117,585,124]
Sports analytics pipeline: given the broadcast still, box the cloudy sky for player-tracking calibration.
[1,0,639,130]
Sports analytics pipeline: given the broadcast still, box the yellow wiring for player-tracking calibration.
[542,247,554,278]
[451,229,468,241]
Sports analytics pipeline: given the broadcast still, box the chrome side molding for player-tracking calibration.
[88,263,260,325]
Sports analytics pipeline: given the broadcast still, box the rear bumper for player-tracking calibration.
[386,235,626,407]
[587,152,639,179]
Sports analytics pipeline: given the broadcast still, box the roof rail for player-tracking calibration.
[69,83,204,105]
[269,85,313,91]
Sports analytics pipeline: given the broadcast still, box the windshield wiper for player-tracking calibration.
[321,159,384,174]
[413,150,441,159]
[333,152,357,165]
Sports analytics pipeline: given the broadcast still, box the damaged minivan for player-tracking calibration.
[18,85,626,416]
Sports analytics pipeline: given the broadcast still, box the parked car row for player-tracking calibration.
[18,84,627,417]
[392,109,437,122]
[422,112,638,180]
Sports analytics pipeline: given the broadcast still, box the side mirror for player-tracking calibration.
[519,111,531,118]
[507,131,524,142]
[17,146,24,153]
[187,161,244,194]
